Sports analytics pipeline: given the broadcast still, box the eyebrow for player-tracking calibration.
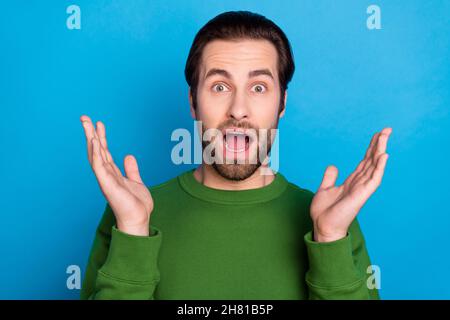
[204,68,274,80]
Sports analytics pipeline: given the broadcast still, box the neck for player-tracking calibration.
[193,164,275,191]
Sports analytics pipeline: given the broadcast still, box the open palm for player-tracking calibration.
[311,127,392,242]
[81,115,153,236]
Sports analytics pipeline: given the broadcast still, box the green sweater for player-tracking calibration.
[80,169,380,300]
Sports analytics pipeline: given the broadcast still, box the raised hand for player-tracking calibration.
[310,127,392,242]
[80,115,153,236]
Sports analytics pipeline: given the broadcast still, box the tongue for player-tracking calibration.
[226,134,246,151]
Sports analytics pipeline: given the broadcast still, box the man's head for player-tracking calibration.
[184,11,295,181]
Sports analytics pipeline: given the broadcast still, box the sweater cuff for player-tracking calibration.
[98,225,162,283]
[304,230,362,288]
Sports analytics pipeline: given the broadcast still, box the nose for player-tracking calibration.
[227,89,249,121]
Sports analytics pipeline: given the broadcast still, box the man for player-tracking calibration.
[80,11,391,300]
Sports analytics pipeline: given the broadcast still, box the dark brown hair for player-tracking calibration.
[184,10,295,112]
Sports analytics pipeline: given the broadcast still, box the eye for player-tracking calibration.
[251,83,267,93]
[212,83,230,93]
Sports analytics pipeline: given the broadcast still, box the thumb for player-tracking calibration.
[318,165,338,190]
[124,155,144,184]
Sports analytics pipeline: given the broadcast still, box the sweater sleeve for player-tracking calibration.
[303,218,380,300]
[80,203,162,300]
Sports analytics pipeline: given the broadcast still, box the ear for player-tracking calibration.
[189,87,197,119]
[279,90,287,119]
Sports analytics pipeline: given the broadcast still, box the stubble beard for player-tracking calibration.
[201,119,278,181]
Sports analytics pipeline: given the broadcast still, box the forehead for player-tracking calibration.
[200,39,278,79]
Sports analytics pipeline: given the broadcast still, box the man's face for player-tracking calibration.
[190,39,286,180]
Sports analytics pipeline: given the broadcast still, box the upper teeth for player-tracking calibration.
[224,131,248,152]
[225,131,246,137]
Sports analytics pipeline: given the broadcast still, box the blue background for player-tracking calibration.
[1,0,449,299]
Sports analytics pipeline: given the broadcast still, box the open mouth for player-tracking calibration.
[223,130,251,153]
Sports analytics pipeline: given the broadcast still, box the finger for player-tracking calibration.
[91,137,105,171]
[94,121,122,177]
[366,153,389,190]
[343,164,361,189]
[346,127,392,189]
[354,136,388,186]
[360,132,382,174]
[346,155,370,187]
[91,137,124,197]
[96,121,108,150]
[373,129,391,158]
[99,143,108,164]
[96,121,114,163]
[124,155,144,184]
[81,115,99,140]
[318,165,338,190]
[102,150,124,178]
[355,128,389,182]
[360,151,385,184]
[80,116,94,163]
[360,130,390,179]
[381,127,393,136]
[89,120,108,164]
[348,132,381,186]
[80,116,108,164]
[364,132,381,160]
[80,115,99,163]
[109,159,124,178]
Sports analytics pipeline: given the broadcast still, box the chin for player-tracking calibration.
[212,162,261,181]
